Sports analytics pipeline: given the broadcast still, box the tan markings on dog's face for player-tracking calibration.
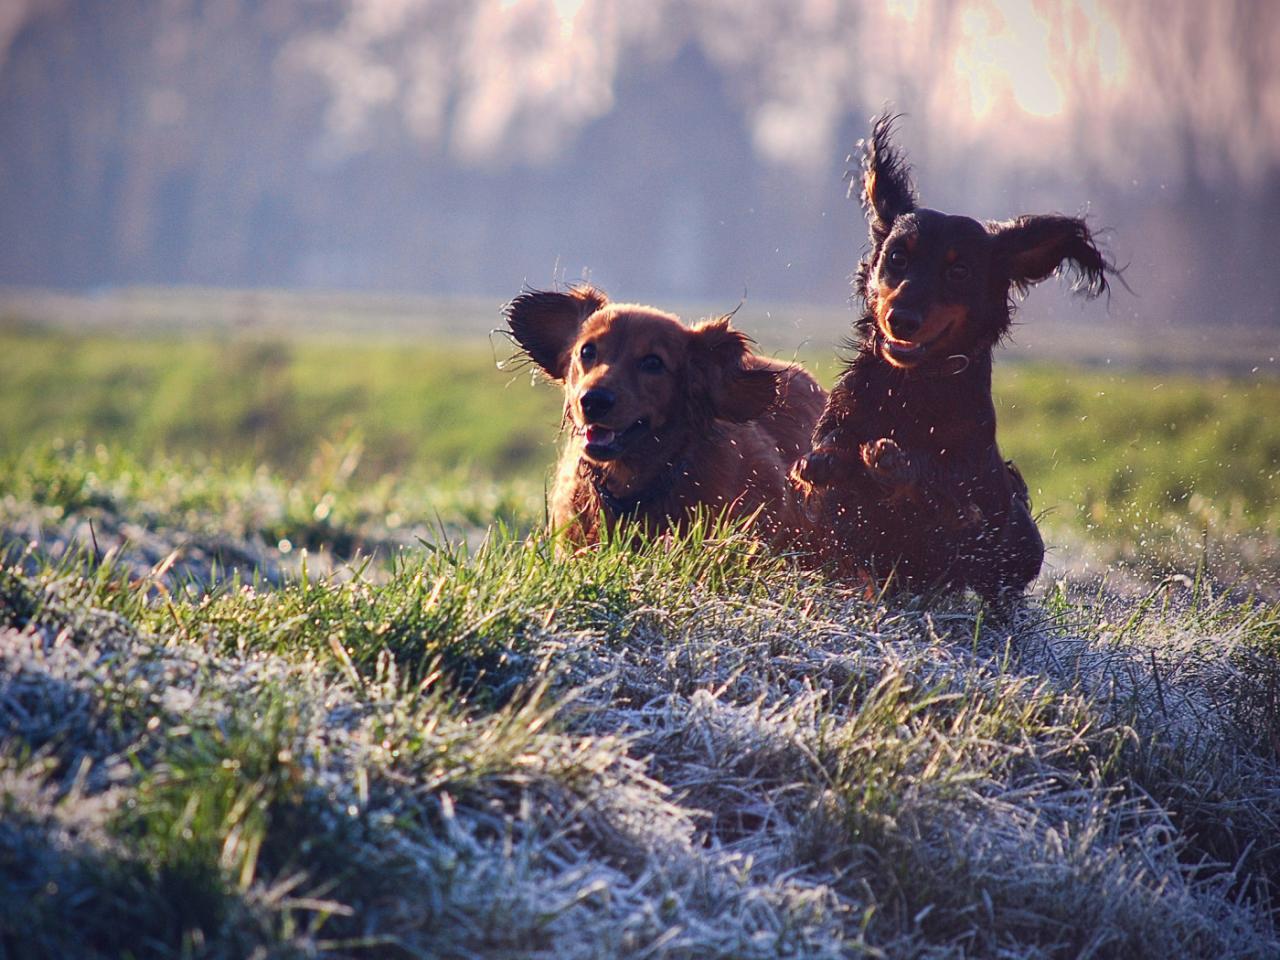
[919,303,970,351]
[565,306,690,453]
[874,281,971,368]
[870,210,996,367]
[873,279,898,340]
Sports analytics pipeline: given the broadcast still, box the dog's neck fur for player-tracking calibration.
[866,342,994,400]
[865,329,995,382]
[842,340,998,453]
[575,418,699,508]
[584,458,688,519]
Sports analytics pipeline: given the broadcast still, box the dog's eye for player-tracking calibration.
[638,354,664,373]
[579,342,597,363]
[946,263,971,283]
[887,248,908,270]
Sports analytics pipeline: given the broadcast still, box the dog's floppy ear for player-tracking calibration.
[991,215,1109,297]
[689,317,779,423]
[860,113,916,243]
[503,284,608,380]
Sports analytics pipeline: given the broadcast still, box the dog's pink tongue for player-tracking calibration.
[585,426,615,445]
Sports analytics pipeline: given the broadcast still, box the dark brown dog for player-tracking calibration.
[506,284,826,546]
[793,115,1110,603]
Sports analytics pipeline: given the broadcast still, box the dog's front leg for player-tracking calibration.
[789,435,863,492]
[859,437,924,490]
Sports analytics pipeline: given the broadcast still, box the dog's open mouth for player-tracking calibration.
[882,324,952,367]
[582,418,650,460]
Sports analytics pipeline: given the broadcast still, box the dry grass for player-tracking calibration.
[2,503,1278,957]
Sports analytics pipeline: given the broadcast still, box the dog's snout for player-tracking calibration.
[579,388,616,422]
[887,306,922,340]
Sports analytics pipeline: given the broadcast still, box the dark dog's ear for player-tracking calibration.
[860,113,916,243]
[689,317,778,423]
[503,284,608,380]
[991,215,1109,297]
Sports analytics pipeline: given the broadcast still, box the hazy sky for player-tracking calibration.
[1,0,1278,323]
[281,0,1280,187]
[6,0,1276,185]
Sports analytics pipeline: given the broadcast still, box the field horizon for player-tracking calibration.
[5,284,1280,377]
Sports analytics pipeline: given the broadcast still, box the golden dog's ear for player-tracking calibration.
[689,317,779,423]
[503,284,608,380]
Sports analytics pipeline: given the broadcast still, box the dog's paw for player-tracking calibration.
[939,499,985,532]
[790,447,842,491]
[860,437,914,485]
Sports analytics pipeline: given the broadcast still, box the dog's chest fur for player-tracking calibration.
[843,352,998,458]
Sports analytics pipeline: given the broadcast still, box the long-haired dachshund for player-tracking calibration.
[506,284,826,546]
[793,115,1110,603]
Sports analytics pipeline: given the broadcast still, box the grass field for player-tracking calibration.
[2,293,1280,957]
[2,321,1276,589]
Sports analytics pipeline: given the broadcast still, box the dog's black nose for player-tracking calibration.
[887,306,922,340]
[579,388,615,421]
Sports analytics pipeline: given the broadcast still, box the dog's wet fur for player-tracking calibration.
[793,114,1110,603]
